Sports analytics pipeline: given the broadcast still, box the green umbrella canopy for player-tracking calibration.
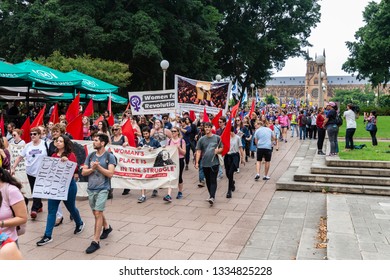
[14,60,82,87]
[66,70,119,94]
[48,93,128,104]
[0,61,30,86]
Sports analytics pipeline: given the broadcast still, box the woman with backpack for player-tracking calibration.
[0,167,28,245]
[323,102,339,156]
[364,110,378,146]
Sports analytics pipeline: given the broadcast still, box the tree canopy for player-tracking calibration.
[342,0,390,88]
[0,0,321,91]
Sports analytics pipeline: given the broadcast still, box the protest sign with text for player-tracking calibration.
[175,75,231,114]
[110,145,179,189]
[9,144,31,198]
[128,89,177,115]
[32,157,77,200]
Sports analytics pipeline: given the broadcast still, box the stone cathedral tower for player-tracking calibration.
[305,49,328,105]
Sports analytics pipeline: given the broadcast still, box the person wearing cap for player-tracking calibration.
[323,102,339,156]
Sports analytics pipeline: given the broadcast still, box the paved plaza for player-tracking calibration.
[18,137,390,260]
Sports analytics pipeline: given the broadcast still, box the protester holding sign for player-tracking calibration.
[36,135,85,246]
[82,133,116,254]
[11,127,47,220]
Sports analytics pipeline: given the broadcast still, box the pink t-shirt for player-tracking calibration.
[0,184,24,241]
[278,115,289,127]
[168,138,185,159]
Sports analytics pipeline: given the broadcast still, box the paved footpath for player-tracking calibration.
[18,137,390,260]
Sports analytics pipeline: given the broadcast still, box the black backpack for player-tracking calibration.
[301,115,308,126]
[335,114,343,127]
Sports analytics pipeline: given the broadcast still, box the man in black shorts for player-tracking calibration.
[253,121,276,181]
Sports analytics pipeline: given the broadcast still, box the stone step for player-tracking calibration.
[294,173,390,186]
[276,180,390,196]
[326,158,390,169]
[311,166,390,177]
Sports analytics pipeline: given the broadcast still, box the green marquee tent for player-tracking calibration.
[66,70,119,94]
[0,60,30,86]
[48,92,128,104]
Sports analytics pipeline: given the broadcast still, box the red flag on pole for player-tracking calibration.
[221,117,232,156]
[49,104,59,124]
[83,99,94,117]
[203,107,210,123]
[0,114,4,137]
[66,114,83,140]
[189,110,196,122]
[20,117,31,143]
[122,119,136,147]
[125,102,130,111]
[231,101,240,119]
[66,93,80,122]
[211,110,223,130]
[107,96,114,126]
[31,104,46,128]
[248,99,255,119]
[93,115,104,126]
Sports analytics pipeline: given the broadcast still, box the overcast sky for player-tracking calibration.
[273,0,378,77]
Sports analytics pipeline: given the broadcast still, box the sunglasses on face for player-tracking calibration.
[30,133,38,136]
[12,134,17,137]
[112,128,119,131]
[171,130,178,133]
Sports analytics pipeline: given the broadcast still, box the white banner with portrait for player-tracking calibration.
[128,89,177,115]
[32,157,77,200]
[109,145,179,189]
[175,75,231,114]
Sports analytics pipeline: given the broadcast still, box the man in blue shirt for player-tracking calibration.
[253,121,275,181]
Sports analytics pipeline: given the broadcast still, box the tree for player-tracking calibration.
[34,51,131,88]
[264,94,276,105]
[342,0,390,88]
[214,0,321,90]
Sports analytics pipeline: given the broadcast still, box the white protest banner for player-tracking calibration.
[175,75,231,114]
[128,89,177,115]
[32,157,77,200]
[109,145,179,190]
[9,144,31,198]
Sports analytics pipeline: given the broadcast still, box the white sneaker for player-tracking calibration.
[263,176,271,180]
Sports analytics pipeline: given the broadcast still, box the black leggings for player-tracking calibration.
[202,165,219,199]
[27,174,43,211]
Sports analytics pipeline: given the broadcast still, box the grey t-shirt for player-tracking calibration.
[254,127,273,150]
[85,151,117,191]
[196,134,221,167]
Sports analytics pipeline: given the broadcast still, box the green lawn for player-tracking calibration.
[338,141,390,161]
[338,115,390,139]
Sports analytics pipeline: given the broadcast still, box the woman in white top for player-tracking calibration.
[343,103,357,150]
[9,129,25,146]
[11,127,48,220]
[150,119,172,146]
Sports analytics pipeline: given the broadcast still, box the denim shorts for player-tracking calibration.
[87,189,108,211]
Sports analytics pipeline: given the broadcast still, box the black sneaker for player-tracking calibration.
[122,189,130,195]
[74,222,85,234]
[151,189,158,197]
[36,236,52,246]
[100,225,112,240]
[208,197,214,205]
[254,174,260,181]
[86,241,100,254]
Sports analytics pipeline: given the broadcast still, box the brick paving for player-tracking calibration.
[18,136,301,260]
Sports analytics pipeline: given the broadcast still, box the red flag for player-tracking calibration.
[93,115,104,125]
[49,104,59,124]
[189,110,196,122]
[66,93,80,122]
[83,99,94,117]
[31,104,46,128]
[231,101,240,119]
[106,96,114,126]
[203,107,210,123]
[211,110,223,130]
[66,114,83,140]
[248,99,255,119]
[125,102,130,111]
[221,117,232,156]
[20,117,31,143]
[122,119,136,147]
[0,114,4,137]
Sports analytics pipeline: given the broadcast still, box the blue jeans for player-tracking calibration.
[299,126,306,140]
[291,124,298,137]
[199,160,205,182]
[44,179,83,238]
[327,125,339,154]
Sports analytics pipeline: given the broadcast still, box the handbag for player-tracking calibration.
[365,122,375,132]
[217,154,224,167]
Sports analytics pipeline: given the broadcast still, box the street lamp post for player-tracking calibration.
[160,59,169,90]
[250,83,255,99]
[315,55,325,107]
